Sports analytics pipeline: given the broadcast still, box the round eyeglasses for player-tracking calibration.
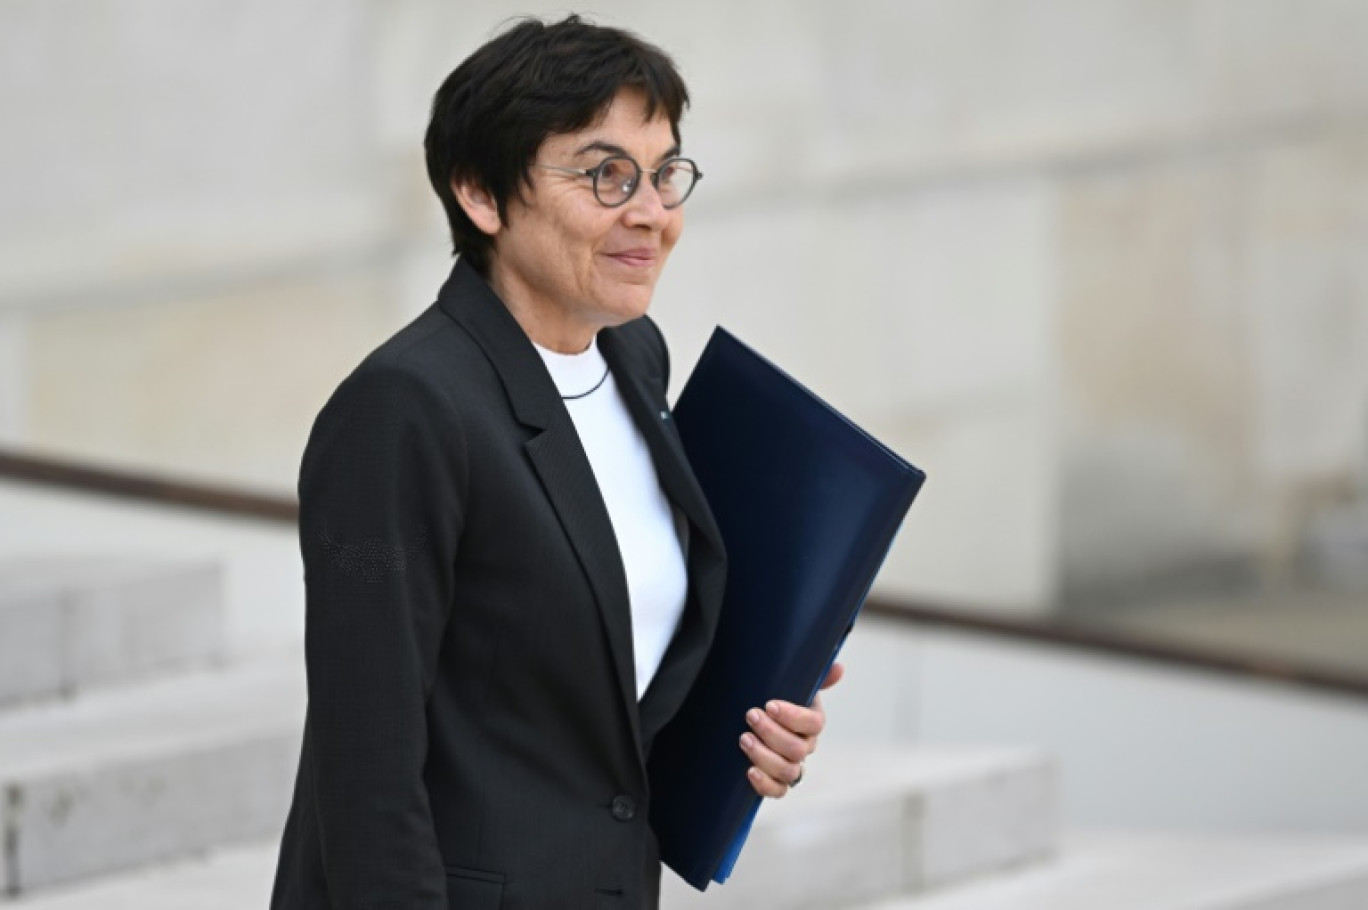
[535,155,702,209]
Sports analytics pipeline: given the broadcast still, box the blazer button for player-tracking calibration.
[611,795,637,822]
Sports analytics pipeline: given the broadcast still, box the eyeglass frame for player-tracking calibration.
[534,155,703,209]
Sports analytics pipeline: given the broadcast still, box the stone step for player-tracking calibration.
[0,837,279,908]
[1,746,1053,908]
[8,832,1368,910]
[661,746,1058,910]
[858,832,1368,910]
[0,840,279,910]
[0,656,304,897]
[0,557,225,707]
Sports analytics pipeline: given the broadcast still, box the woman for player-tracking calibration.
[270,16,840,909]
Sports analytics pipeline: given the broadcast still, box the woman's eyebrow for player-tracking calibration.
[572,140,683,164]
[573,140,630,159]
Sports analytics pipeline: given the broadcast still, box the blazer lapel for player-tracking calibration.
[437,261,644,759]
[522,430,643,755]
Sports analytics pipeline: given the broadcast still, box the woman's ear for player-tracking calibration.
[452,179,502,237]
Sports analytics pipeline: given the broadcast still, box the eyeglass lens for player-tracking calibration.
[593,156,698,208]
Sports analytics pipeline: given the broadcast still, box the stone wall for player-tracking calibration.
[3,1,1367,612]
[1059,128,1368,602]
[0,0,399,489]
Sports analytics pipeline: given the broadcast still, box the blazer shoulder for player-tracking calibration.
[302,303,489,463]
[368,303,484,380]
[333,302,493,406]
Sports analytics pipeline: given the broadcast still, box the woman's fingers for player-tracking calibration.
[746,707,809,762]
[740,701,817,798]
[740,666,845,798]
[761,699,825,738]
[820,661,845,690]
[746,764,795,798]
[739,732,803,797]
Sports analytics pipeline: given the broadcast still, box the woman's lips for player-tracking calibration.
[605,249,656,268]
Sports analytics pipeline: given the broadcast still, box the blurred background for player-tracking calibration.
[2,2,1367,908]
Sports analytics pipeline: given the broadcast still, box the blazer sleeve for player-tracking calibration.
[295,360,467,909]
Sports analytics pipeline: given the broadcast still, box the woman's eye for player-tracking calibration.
[599,159,634,185]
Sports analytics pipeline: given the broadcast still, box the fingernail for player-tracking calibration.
[766,701,780,715]
[747,709,762,725]
[740,733,754,749]
[748,768,761,781]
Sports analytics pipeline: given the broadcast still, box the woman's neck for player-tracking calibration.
[488,265,597,354]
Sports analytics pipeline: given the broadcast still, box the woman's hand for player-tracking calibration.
[739,662,845,798]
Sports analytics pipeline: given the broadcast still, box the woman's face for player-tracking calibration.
[484,89,685,352]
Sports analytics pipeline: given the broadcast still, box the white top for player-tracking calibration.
[534,337,688,700]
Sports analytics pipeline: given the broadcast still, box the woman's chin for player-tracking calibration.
[593,287,656,327]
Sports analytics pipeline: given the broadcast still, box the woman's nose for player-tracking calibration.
[621,178,670,226]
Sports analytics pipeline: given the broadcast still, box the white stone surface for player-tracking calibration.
[914,757,1058,890]
[0,481,303,657]
[1303,503,1368,591]
[9,831,1368,910]
[1056,150,1254,594]
[10,833,1368,910]
[382,1,1368,193]
[1057,125,1368,598]
[2,839,279,910]
[25,265,405,492]
[0,314,25,445]
[1243,132,1368,486]
[0,655,304,895]
[829,615,1368,833]
[661,746,1056,910]
[0,0,388,310]
[0,582,63,707]
[5,0,1368,616]
[863,832,1368,910]
[0,558,224,706]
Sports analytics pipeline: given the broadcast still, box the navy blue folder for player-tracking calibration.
[647,327,926,890]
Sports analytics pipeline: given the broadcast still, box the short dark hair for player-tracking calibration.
[424,16,690,274]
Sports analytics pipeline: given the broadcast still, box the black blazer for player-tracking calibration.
[269,259,726,910]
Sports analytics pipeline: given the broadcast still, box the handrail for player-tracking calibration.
[0,448,296,522]
[4,447,1365,701]
[863,598,1368,701]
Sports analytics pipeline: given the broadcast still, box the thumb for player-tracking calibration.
[820,661,845,690]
